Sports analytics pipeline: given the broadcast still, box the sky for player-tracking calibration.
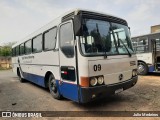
[0,0,160,45]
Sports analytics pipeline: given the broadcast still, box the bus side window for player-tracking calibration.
[12,48,16,57]
[44,27,57,51]
[20,43,25,55]
[156,38,160,50]
[16,46,20,56]
[25,40,32,54]
[33,34,42,53]
[60,22,74,58]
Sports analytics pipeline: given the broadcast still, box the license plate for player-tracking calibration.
[115,88,123,94]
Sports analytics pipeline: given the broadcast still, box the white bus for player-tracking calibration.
[12,9,138,103]
[132,32,160,75]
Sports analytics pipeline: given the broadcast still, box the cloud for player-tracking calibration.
[124,1,160,36]
[0,0,160,45]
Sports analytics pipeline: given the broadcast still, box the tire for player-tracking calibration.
[17,69,25,83]
[137,62,148,75]
[48,74,61,99]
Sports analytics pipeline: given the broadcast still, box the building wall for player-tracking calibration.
[0,57,12,69]
[151,25,160,33]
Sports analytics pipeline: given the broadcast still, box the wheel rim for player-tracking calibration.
[50,78,57,93]
[138,63,145,74]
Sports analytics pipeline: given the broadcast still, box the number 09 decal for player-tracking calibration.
[93,64,101,71]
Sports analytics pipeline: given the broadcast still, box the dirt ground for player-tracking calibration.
[0,70,160,120]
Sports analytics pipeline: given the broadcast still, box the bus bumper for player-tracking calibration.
[80,76,138,103]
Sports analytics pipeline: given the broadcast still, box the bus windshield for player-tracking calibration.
[80,19,134,56]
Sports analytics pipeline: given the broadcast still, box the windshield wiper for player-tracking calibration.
[103,46,108,59]
[118,39,132,57]
[95,23,107,58]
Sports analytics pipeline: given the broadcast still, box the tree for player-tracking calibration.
[0,41,17,57]
[0,46,11,56]
[3,41,17,47]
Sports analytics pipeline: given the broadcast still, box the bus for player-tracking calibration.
[132,32,160,75]
[12,9,138,103]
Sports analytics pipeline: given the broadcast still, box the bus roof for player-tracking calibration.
[12,8,125,48]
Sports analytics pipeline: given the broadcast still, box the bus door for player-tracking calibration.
[151,39,157,70]
[58,20,79,102]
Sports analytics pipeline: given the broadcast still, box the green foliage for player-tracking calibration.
[0,41,16,57]
[0,46,11,56]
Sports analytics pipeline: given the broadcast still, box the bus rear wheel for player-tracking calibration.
[138,62,148,75]
[48,74,61,100]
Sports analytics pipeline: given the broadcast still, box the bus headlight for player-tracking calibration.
[97,76,104,85]
[90,77,98,86]
[132,69,137,76]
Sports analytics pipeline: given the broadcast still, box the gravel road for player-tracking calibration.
[0,70,160,120]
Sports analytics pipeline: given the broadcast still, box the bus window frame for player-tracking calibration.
[43,26,57,52]
[20,43,25,56]
[78,18,135,57]
[12,47,16,57]
[15,45,20,56]
[133,37,149,53]
[32,33,43,54]
[59,20,75,58]
[24,39,32,55]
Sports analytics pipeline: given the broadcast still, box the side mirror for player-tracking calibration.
[73,15,82,36]
[128,26,131,35]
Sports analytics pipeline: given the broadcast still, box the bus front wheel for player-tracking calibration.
[49,74,61,100]
[138,62,148,75]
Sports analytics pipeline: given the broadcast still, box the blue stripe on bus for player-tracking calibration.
[57,81,79,102]
[22,72,45,87]
[149,65,154,72]
[22,72,79,102]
